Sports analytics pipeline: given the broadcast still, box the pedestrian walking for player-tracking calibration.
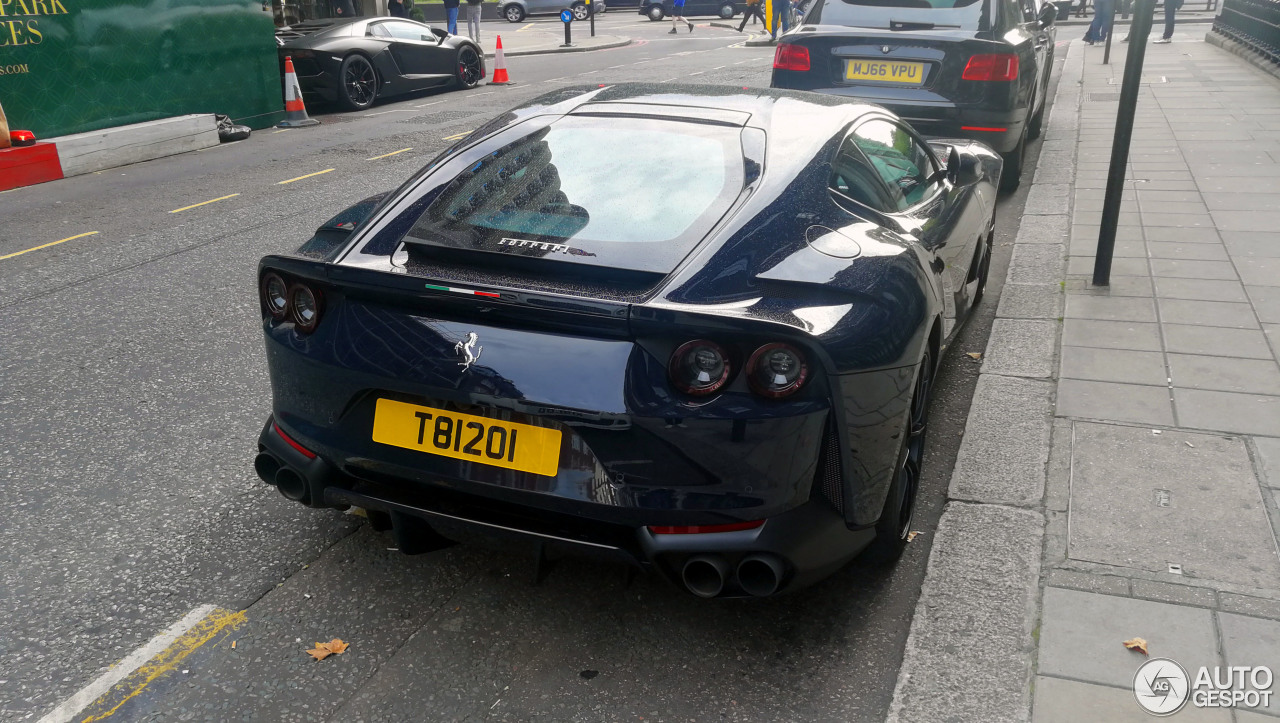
[1154,0,1181,42]
[465,0,482,42]
[1082,0,1113,44]
[669,0,693,34]
[388,0,407,16]
[770,0,790,40]
[444,0,460,34]
[737,0,765,32]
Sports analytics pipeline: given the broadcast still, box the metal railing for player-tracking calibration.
[1213,0,1280,63]
[1071,0,1217,16]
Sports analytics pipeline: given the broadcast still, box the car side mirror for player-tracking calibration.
[947,146,982,186]
[1038,3,1056,26]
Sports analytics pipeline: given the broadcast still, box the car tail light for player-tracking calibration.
[746,343,809,398]
[669,340,732,396]
[648,520,764,534]
[273,420,316,459]
[261,272,289,320]
[962,53,1019,81]
[773,44,810,72]
[289,284,322,333]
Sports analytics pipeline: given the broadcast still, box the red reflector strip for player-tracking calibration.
[273,421,317,459]
[423,283,501,298]
[648,520,765,534]
[960,126,1008,132]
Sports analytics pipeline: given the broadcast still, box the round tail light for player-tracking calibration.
[747,343,808,398]
[289,284,322,332]
[669,340,731,396]
[261,272,289,320]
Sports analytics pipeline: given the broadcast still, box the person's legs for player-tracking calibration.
[1096,0,1113,39]
[447,6,459,34]
[1162,0,1176,39]
[467,4,480,41]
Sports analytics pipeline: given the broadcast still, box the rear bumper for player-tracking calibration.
[256,416,875,596]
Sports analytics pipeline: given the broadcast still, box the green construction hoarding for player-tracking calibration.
[0,0,284,139]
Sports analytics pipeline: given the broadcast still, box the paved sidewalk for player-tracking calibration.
[890,29,1280,722]
[471,24,630,58]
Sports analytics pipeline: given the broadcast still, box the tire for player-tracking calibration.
[338,53,378,112]
[503,4,525,21]
[647,4,664,19]
[999,130,1026,192]
[718,2,734,17]
[972,230,994,304]
[1027,102,1045,140]
[455,45,482,89]
[572,1,590,19]
[862,350,933,565]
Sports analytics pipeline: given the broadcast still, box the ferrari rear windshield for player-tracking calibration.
[400,116,745,275]
[811,0,988,31]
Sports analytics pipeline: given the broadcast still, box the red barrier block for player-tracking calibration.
[0,142,64,192]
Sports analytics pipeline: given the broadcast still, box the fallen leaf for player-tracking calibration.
[306,638,349,661]
[307,647,332,661]
[1123,637,1149,655]
[966,352,982,360]
[906,531,920,542]
[326,639,350,655]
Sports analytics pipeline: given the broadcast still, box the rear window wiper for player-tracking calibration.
[889,18,961,30]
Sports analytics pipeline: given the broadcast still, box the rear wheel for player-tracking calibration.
[338,54,378,111]
[972,230,994,304]
[455,46,482,88]
[503,4,525,21]
[647,4,665,19]
[999,130,1026,192]
[863,350,933,564]
[572,1,590,19]
[718,2,735,17]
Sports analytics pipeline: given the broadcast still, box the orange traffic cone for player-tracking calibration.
[278,57,320,128]
[490,36,511,85]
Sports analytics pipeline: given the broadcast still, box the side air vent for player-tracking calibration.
[816,419,844,514]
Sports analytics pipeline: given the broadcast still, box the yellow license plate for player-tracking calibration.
[372,398,562,477]
[845,60,925,84]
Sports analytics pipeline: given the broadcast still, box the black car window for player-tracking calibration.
[851,120,938,212]
[810,0,990,30]
[397,116,746,274]
[830,136,901,213]
[383,20,431,40]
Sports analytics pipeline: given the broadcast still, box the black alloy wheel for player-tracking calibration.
[456,46,483,89]
[718,2,734,17]
[504,4,525,21]
[972,230,994,304]
[338,54,378,111]
[647,4,665,19]
[864,350,933,564]
[999,130,1026,192]
[572,2,590,19]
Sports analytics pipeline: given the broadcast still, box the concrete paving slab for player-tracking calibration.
[1070,234,1147,257]
[1068,255,1148,276]
[1016,214,1070,244]
[1038,588,1221,689]
[1158,299,1260,329]
[887,503,1043,723]
[1222,232,1280,259]
[1176,388,1280,437]
[1031,675,1232,723]
[1251,437,1280,490]
[1163,325,1275,360]
[1129,579,1218,608]
[1025,184,1071,215]
[1057,379,1174,426]
[1147,242,1230,261]
[1061,319,1162,352]
[983,319,1058,378]
[1008,244,1067,285]
[1142,227,1222,243]
[1154,277,1249,303]
[1150,259,1239,280]
[997,284,1064,320]
[1246,286,1280,324]
[1060,347,1168,386]
[1067,421,1280,587]
[1064,295,1157,323]
[1218,613,1280,716]
[1220,593,1280,621]
[950,375,1052,505]
[1237,257,1280,287]
[1168,354,1280,395]
[1044,569,1130,596]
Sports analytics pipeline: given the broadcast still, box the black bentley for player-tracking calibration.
[770,0,1056,189]
[253,84,1001,597]
[276,17,485,112]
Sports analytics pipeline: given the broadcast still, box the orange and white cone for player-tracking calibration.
[277,57,320,128]
[490,36,511,85]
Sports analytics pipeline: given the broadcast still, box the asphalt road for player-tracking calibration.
[0,15,1063,721]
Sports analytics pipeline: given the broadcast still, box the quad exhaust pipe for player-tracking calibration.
[254,451,310,503]
[736,554,786,597]
[681,555,730,598]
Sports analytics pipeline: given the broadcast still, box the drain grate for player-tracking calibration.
[399,110,480,125]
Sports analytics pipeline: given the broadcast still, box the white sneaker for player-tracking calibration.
[1153,37,1171,43]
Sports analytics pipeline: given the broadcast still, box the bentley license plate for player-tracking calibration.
[372,398,562,477]
[845,60,925,85]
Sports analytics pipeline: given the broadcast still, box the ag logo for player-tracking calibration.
[1134,658,1191,716]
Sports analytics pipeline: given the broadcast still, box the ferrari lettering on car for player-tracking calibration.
[253,84,1001,598]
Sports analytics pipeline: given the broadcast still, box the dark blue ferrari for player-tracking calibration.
[254,84,1001,598]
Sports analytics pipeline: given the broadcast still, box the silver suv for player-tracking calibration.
[498,0,607,21]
